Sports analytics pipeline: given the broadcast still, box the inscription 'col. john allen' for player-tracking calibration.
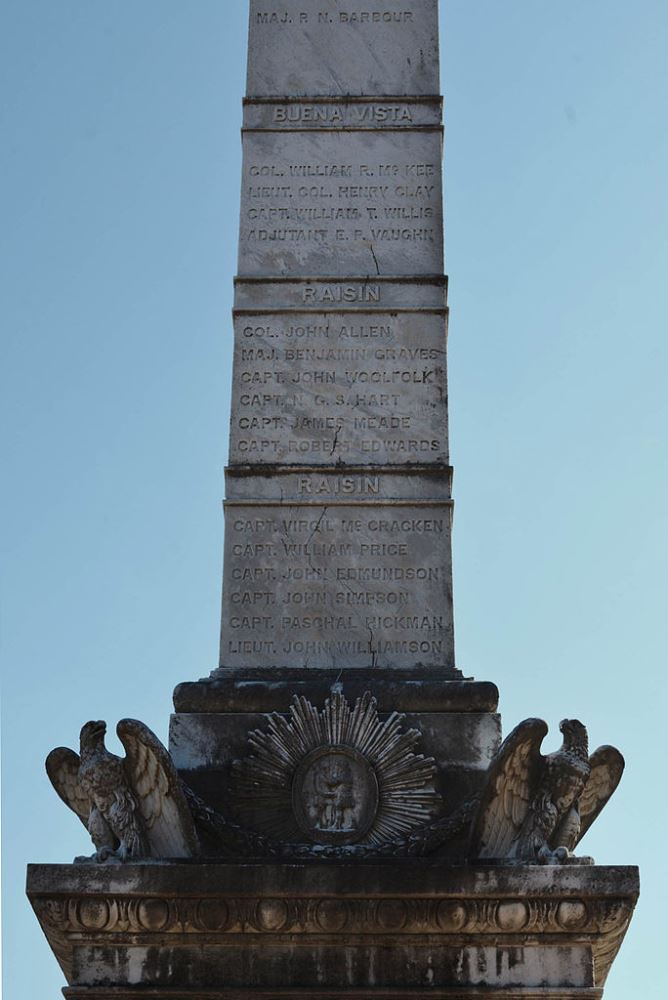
[220,0,455,673]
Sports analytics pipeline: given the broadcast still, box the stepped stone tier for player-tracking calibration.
[28,3,638,999]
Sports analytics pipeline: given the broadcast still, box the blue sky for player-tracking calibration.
[2,1,666,996]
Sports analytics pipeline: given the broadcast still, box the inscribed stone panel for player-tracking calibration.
[234,276,447,311]
[243,98,442,131]
[220,501,454,670]
[229,311,448,466]
[247,1,440,98]
[239,129,443,276]
[225,470,452,503]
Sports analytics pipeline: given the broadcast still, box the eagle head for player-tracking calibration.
[559,719,588,755]
[79,720,107,754]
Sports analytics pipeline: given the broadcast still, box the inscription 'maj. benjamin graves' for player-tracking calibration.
[219,0,455,673]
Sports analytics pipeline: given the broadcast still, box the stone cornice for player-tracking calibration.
[28,863,638,990]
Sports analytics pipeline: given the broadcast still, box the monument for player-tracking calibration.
[28,3,639,998]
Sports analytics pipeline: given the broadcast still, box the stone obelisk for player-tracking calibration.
[169,0,497,816]
[28,5,638,998]
[220,0,454,676]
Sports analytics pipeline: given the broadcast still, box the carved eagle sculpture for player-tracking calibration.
[469,718,624,864]
[46,719,200,862]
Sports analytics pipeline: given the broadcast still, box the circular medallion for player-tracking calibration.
[292,746,379,845]
[231,692,440,847]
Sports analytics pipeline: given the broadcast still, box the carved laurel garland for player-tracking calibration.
[231,690,440,846]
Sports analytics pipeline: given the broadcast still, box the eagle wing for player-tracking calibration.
[117,719,200,858]
[469,718,548,859]
[45,747,91,828]
[576,745,625,845]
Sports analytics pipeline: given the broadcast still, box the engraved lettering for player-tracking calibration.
[297,476,380,495]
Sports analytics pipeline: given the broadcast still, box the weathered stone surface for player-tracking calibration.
[46,719,200,863]
[234,274,447,310]
[246,0,440,98]
[239,129,443,277]
[169,708,500,830]
[173,674,499,713]
[60,992,610,999]
[28,862,639,996]
[225,467,453,504]
[229,311,449,466]
[469,718,626,865]
[219,499,454,671]
[170,712,499,779]
[243,96,444,131]
[60,991,612,999]
[217,0,452,680]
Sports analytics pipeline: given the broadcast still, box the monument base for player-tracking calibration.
[170,676,501,831]
[28,862,638,999]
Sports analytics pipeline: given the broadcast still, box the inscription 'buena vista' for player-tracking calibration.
[272,104,415,125]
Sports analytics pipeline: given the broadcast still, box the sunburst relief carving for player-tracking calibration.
[231,691,441,847]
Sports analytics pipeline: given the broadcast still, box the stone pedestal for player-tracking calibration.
[28,863,638,999]
[170,675,501,829]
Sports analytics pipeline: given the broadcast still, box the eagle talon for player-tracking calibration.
[114,843,130,862]
[95,846,115,863]
[554,846,572,863]
[538,845,572,865]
